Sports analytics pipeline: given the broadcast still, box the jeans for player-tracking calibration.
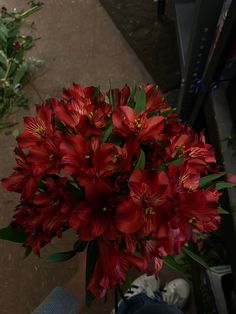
[117,291,183,314]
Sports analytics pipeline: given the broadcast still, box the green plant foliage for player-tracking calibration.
[183,246,209,269]
[135,87,146,113]
[215,181,236,191]
[73,240,88,252]
[218,206,229,214]
[163,255,190,280]
[101,120,113,143]
[199,172,226,187]
[86,240,99,307]
[23,247,32,258]
[135,149,145,170]
[0,2,43,131]
[127,87,136,108]
[0,225,27,243]
[47,250,76,262]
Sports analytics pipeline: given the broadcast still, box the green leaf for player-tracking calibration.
[0,50,8,66]
[108,81,114,108]
[199,172,226,187]
[0,66,5,79]
[86,240,99,307]
[215,182,236,191]
[163,256,189,279]
[65,181,83,197]
[23,247,32,259]
[127,87,136,108]
[183,247,209,269]
[47,250,76,263]
[168,157,184,166]
[135,87,146,113]
[0,24,8,44]
[13,62,28,86]
[94,86,100,100]
[0,225,27,243]
[135,149,145,170]
[101,121,113,143]
[218,206,229,214]
[7,25,20,39]
[73,240,88,252]
[161,108,176,117]
[12,129,20,137]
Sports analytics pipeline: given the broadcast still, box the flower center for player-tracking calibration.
[49,153,54,161]
[112,154,120,164]
[50,199,59,207]
[27,118,48,139]
[88,112,94,120]
[134,118,142,129]
[188,217,196,224]
[144,207,154,215]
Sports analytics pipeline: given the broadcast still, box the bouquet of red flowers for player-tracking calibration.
[1,83,230,302]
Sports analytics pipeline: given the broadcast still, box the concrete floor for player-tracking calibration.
[0,0,152,313]
[0,1,197,313]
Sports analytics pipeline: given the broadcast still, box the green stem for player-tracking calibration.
[20,4,42,19]
[4,60,11,80]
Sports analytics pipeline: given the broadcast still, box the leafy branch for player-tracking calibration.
[0,1,43,131]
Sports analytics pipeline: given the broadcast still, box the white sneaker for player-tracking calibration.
[111,274,161,314]
[161,278,190,309]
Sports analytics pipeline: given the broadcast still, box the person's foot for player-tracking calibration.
[124,273,161,300]
[111,274,161,314]
[161,278,190,309]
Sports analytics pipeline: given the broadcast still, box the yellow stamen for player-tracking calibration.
[88,112,94,120]
[188,217,196,224]
[85,155,90,159]
[49,153,54,161]
[144,207,154,215]
[35,126,46,135]
[134,119,142,129]
[102,207,107,212]
[112,154,120,164]
[50,199,59,207]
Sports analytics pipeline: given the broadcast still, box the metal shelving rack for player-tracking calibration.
[175,0,225,121]
[174,1,236,313]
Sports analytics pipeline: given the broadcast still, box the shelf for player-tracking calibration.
[205,87,236,222]
[205,87,236,297]
[175,0,195,74]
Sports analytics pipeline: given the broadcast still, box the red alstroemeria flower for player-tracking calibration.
[167,216,192,253]
[27,131,64,174]
[168,129,216,174]
[60,134,127,194]
[33,177,77,215]
[63,83,104,103]
[69,195,121,241]
[2,147,44,200]
[227,173,236,184]
[142,84,166,111]
[54,84,112,137]
[12,203,52,256]
[115,169,170,236]
[112,105,165,142]
[13,176,78,255]
[87,239,144,299]
[140,240,163,276]
[17,104,54,149]
[107,85,130,107]
[177,189,221,232]
[167,164,200,192]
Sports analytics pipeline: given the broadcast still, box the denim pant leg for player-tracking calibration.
[117,291,183,314]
